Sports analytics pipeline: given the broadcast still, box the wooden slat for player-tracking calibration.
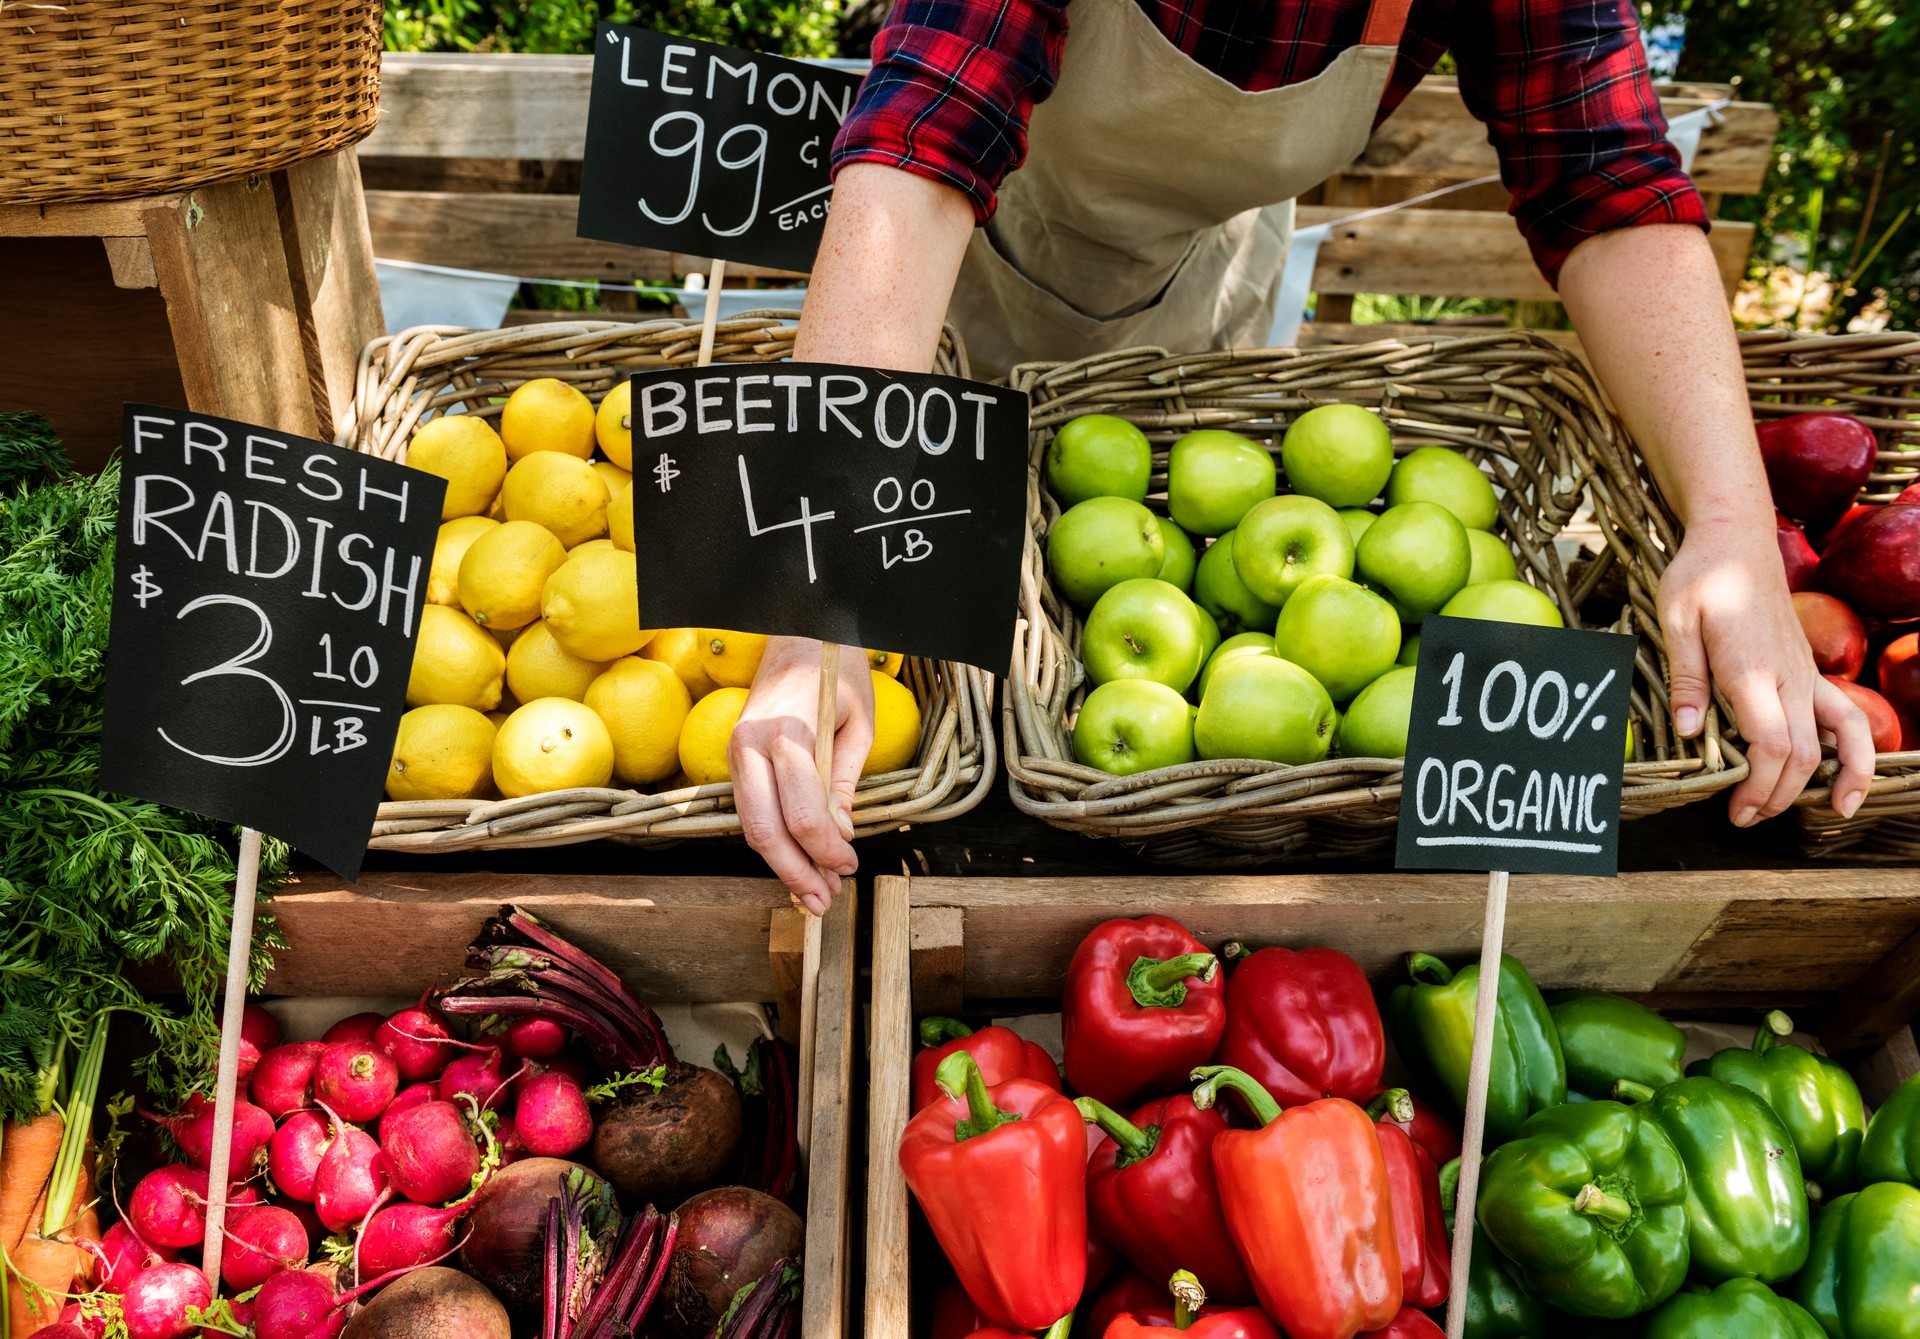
[102,236,157,289]
[1819,924,1920,1056]
[1855,1027,1920,1107]
[801,884,858,1339]
[1662,896,1920,996]
[909,905,965,1016]
[276,149,387,436]
[865,877,914,1339]
[0,196,179,237]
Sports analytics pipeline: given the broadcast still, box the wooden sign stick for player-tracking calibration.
[198,826,264,1296]
[695,256,726,367]
[1444,868,1511,1339]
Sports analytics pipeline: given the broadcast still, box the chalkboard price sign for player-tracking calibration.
[99,406,446,880]
[577,25,864,273]
[1395,616,1640,877]
[626,365,1029,672]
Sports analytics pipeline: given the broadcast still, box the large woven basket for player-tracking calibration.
[1004,335,1747,866]
[1737,331,1920,858]
[336,315,996,852]
[0,0,382,205]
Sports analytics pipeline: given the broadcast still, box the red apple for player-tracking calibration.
[1899,483,1920,505]
[1817,502,1920,622]
[1827,675,1905,753]
[1817,503,1875,552]
[1794,591,1868,679]
[1755,413,1878,521]
[1878,632,1920,721]
[1774,510,1819,591]
[1899,706,1919,752]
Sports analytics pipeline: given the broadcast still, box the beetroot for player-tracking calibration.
[592,1065,742,1206]
[313,1117,391,1233]
[662,1188,804,1339]
[439,1046,509,1113]
[383,1101,482,1205]
[252,1268,345,1339]
[121,1263,212,1339]
[268,1110,332,1203]
[146,1097,275,1178]
[374,1005,460,1083]
[252,1043,327,1119]
[98,1218,175,1292]
[357,1200,470,1278]
[501,1017,567,1061]
[515,1070,592,1158]
[129,1165,210,1250]
[312,1042,398,1125]
[338,1267,509,1339]
[378,1081,437,1143]
[221,1203,310,1291]
[460,1158,604,1315]
[322,1012,383,1044]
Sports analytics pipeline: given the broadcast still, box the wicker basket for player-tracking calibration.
[336,315,996,852]
[1736,331,1920,858]
[0,0,382,205]
[1004,335,1747,866]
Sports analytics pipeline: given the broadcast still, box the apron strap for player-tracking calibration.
[1359,0,1416,49]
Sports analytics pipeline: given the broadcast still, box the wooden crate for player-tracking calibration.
[261,871,857,1339]
[865,870,1920,1339]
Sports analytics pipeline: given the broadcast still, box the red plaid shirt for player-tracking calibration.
[831,0,1708,284]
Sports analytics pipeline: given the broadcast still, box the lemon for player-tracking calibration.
[486,709,511,731]
[387,704,496,801]
[700,629,769,688]
[866,670,923,776]
[591,460,633,497]
[487,490,506,521]
[407,415,509,519]
[459,520,566,630]
[867,649,905,677]
[644,627,721,700]
[407,606,506,710]
[507,619,612,704]
[607,480,635,552]
[586,658,693,785]
[568,538,619,560]
[541,547,654,661]
[595,381,634,468]
[493,698,615,797]
[679,687,749,785]
[428,516,500,606]
[501,452,609,549]
[501,378,597,461]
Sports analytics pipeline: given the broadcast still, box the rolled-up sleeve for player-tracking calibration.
[831,0,1071,222]
[1450,0,1711,286]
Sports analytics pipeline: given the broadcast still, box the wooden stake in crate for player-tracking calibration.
[1444,869,1508,1339]
[197,828,264,1295]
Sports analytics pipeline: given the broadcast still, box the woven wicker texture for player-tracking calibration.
[1005,335,1746,866]
[339,315,996,852]
[0,0,382,205]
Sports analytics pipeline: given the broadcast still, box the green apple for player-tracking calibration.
[1232,495,1356,608]
[1046,414,1152,507]
[1193,530,1280,636]
[1466,529,1519,585]
[1081,578,1208,692]
[1397,630,1421,667]
[1167,430,1276,536]
[1439,579,1564,627]
[1336,665,1417,759]
[1385,446,1499,531]
[1073,679,1196,776]
[1155,516,1197,592]
[1192,594,1221,671]
[1338,509,1377,548]
[1356,502,1472,621]
[1271,574,1401,702]
[1281,403,1394,508]
[1198,632,1275,699]
[1047,496,1165,608]
[1194,654,1336,765]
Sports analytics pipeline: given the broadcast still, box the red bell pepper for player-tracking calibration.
[912,1017,1060,1112]
[1366,1089,1451,1310]
[1192,1065,1401,1339]
[1366,1085,1460,1168]
[1360,1310,1445,1339]
[930,1283,994,1339]
[1063,916,1224,1108]
[1213,945,1384,1106]
[1086,1230,1122,1299]
[1079,1095,1254,1303]
[900,1051,1088,1329]
[1099,1271,1281,1339]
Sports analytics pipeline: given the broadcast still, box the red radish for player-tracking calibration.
[501,1017,567,1061]
[146,1096,276,1177]
[357,1200,470,1277]
[493,1112,525,1165]
[239,1003,283,1085]
[252,1043,327,1119]
[54,1305,107,1338]
[514,1071,592,1158]
[322,1012,383,1044]
[312,1042,398,1125]
[374,1005,460,1082]
[31,1325,92,1339]
[253,1268,346,1339]
[383,1100,482,1205]
[129,1165,210,1249]
[280,1196,326,1246]
[121,1263,212,1339]
[378,1081,437,1143]
[314,1115,392,1233]
[221,1203,311,1292]
[269,1110,333,1203]
[440,1045,509,1113]
[203,1298,255,1339]
[98,1218,175,1292]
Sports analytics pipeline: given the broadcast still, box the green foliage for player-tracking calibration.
[385,0,841,57]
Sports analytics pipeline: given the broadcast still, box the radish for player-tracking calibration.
[98,1218,175,1292]
[515,1071,592,1158]
[374,1004,460,1082]
[516,1052,594,1094]
[440,1045,509,1113]
[382,1101,482,1204]
[129,1165,210,1249]
[252,1043,327,1119]
[313,1113,391,1233]
[501,1017,567,1061]
[322,1012,383,1044]
[377,1081,436,1143]
[312,1042,398,1125]
[221,1203,310,1291]
[268,1110,332,1202]
[121,1262,212,1339]
[145,1096,275,1177]
[33,1324,94,1339]
[280,1196,326,1247]
[239,1003,283,1085]
[493,1112,525,1166]
[253,1268,347,1339]
[52,1305,107,1339]
[356,1200,470,1277]
[202,1297,256,1339]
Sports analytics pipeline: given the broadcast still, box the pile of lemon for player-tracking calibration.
[386,377,924,803]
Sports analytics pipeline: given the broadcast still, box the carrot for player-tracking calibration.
[2,1112,82,1337]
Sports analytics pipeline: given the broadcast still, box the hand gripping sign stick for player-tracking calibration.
[199,827,265,1295]
[1444,868,1509,1339]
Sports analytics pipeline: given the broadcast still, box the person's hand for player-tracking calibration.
[1658,518,1876,825]
[730,636,876,912]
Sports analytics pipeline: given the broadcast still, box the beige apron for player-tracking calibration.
[949,0,1414,380]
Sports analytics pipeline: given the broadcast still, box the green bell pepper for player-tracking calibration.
[1441,1157,1551,1338]
[1859,1070,1920,1187]
[1687,1010,1866,1193]
[1644,1280,1825,1339]
[1615,1075,1810,1284]
[1391,952,1566,1145]
[1790,1181,1920,1339]
[1476,1100,1690,1319]
[1548,990,1686,1103]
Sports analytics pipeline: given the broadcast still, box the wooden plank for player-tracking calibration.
[1819,922,1920,1055]
[1662,897,1920,999]
[770,907,807,1046]
[0,196,179,238]
[1855,1027,1920,1107]
[801,884,857,1339]
[103,236,157,289]
[276,149,386,435]
[909,905,965,1016]
[866,876,914,1339]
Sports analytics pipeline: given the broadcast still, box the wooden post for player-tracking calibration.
[198,827,264,1296]
[1444,868,1511,1339]
[695,255,726,367]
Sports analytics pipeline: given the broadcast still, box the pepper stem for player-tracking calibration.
[1365,1088,1416,1125]
[1189,1066,1281,1126]
[1754,1011,1793,1055]
[934,1052,1020,1142]
[1573,1184,1634,1227]
[1407,952,1455,987]
[1075,1097,1160,1168]
[917,1016,975,1048]
[1037,1313,1074,1339]
[1169,1272,1205,1331]
[1438,1157,1461,1214]
[1612,1079,1658,1105]
[1128,954,1218,1009]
